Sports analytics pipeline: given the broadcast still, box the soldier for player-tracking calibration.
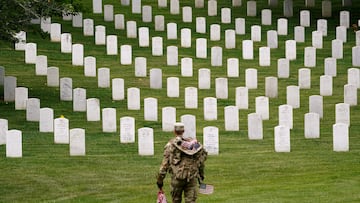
[156,122,207,203]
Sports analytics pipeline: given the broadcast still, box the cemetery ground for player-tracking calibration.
[1,0,360,202]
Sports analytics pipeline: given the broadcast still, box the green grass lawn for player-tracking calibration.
[1,0,360,202]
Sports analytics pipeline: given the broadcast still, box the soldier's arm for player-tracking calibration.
[198,149,208,181]
[157,143,171,182]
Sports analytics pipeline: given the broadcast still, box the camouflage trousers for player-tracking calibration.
[170,177,198,203]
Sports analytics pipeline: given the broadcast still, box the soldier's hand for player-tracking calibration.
[156,181,163,189]
[200,175,205,182]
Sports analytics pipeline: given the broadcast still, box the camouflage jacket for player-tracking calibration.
[158,136,207,182]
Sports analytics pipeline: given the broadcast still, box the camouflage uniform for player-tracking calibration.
[157,136,207,203]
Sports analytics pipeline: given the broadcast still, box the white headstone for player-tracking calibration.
[114,14,125,30]
[86,98,100,121]
[210,24,221,41]
[344,84,357,106]
[278,58,290,78]
[322,1,332,17]
[181,28,191,48]
[35,55,47,76]
[211,46,222,66]
[126,21,137,38]
[181,57,193,77]
[102,108,117,132]
[256,96,269,120]
[224,106,239,131]
[302,70,314,90]
[132,0,141,14]
[246,68,257,89]
[227,58,239,77]
[235,18,246,35]
[121,0,130,6]
[304,47,316,67]
[251,25,261,42]
[72,44,84,66]
[84,56,96,77]
[127,87,141,110]
[120,117,136,143]
[286,40,296,61]
[0,119,8,145]
[167,77,179,98]
[120,45,132,65]
[152,36,163,56]
[324,57,337,77]
[95,25,106,45]
[278,104,293,129]
[259,47,270,66]
[274,125,290,152]
[320,75,333,96]
[196,38,207,58]
[50,23,61,42]
[185,87,198,109]
[39,108,54,132]
[138,127,154,156]
[25,43,37,64]
[198,68,211,89]
[112,78,125,100]
[304,112,320,139]
[356,31,360,46]
[170,0,180,14]
[208,0,217,16]
[195,0,204,8]
[167,46,178,66]
[162,107,176,131]
[150,68,162,89]
[309,95,323,118]
[98,67,110,88]
[336,26,347,43]
[4,76,16,102]
[14,31,26,50]
[47,67,59,87]
[142,5,152,22]
[215,78,228,99]
[236,87,249,109]
[93,0,102,13]
[352,46,360,67]
[294,26,305,43]
[262,9,272,25]
[167,23,177,40]
[248,113,263,140]
[15,87,28,110]
[158,0,167,7]
[72,12,83,27]
[267,30,278,49]
[61,33,72,53]
[277,18,288,36]
[106,35,118,55]
[247,1,257,17]
[26,98,40,122]
[317,19,328,36]
[181,114,196,139]
[155,15,165,31]
[144,97,158,121]
[204,97,217,120]
[60,77,73,101]
[54,117,69,144]
[225,30,236,49]
[138,26,150,46]
[283,0,293,17]
[287,86,300,108]
[347,68,360,88]
[300,10,310,27]
[182,7,192,23]
[73,88,86,112]
[265,77,278,98]
[332,39,343,59]
[196,17,206,34]
[135,57,147,77]
[221,8,231,24]
[70,128,86,156]
[203,126,219,155]
[312,31,323,49]
[333,123,349,152]
[306,0,315,7]
[83,19,94,36]
[336,103,350,126]
[41,17,51,33]
[242,40,254,60]
[6,130,22,158]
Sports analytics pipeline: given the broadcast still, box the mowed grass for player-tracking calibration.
[1,0,360,202]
